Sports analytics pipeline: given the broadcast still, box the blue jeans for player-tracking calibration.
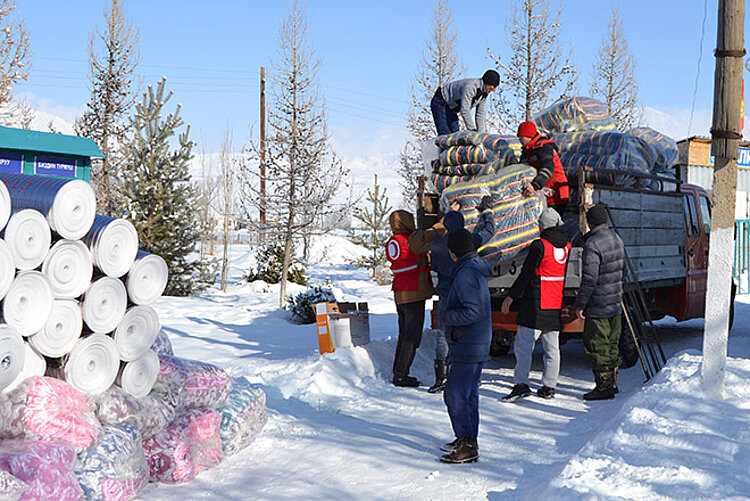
[443,362,483,439]
[431,90,460,136]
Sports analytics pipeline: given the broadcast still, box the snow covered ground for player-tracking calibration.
[142,235,750,500]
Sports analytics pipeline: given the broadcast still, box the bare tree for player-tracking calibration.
[196,134,220,259]
[398,0,462,208]
[590,8,640,131]
[0,1,30,125]
[241,1,348,307]
[487,0,578,126]
[75,0,139,216]
[219,129,234,292]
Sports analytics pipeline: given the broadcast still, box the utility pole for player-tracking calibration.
[260,66,267,245]
[701,0,745,398]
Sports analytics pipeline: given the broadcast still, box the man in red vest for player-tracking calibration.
[517,121,569,216]
[387,210,446,387]
[500,208,571,401]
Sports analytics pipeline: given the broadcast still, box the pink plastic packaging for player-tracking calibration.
[0,439,84,501]
[143,408,224,484]
[152,356,232,411]
[94,385,174,440]
[2,376,101,451]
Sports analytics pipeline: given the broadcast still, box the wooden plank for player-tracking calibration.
[593,189,683,213]
[625,245,682,258]
[616,228,684,247]
[629,255,686,275]
[632,265,687,283]
[607,208,684,229]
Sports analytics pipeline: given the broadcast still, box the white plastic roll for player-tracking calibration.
[28,299,83,358]
[0,173,97,240]
[4,341,46,392]
[4,209,51,271]
[117,350,159,398]
[113,305,160,361]
[82,276,127,333]
[83,215,139,278]
[0,180,10,232]
[126,250,168,305]
[0,238,15,300]
[0,325,24,391]
[2,271,55,337]
[64,333,119,395]
[42,239,93,298]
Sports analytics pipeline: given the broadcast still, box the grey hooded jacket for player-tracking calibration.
[439,78,489,132]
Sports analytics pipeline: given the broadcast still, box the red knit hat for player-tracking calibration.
[517,121,538,138]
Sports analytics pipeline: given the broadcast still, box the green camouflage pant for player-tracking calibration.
[582,316,622,372]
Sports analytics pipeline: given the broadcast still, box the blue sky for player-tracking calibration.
[13,0,749,197]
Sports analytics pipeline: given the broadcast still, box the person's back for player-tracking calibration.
[579,223,625,319]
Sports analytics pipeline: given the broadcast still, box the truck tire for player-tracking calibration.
[490,330,513,357]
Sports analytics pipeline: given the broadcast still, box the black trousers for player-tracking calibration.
[393,300,426,379]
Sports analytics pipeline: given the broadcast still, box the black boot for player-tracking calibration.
[583,371,616,400]
[428,360,448,394]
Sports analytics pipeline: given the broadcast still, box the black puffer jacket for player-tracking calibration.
[507,226,570,331]
[574,224,626,319]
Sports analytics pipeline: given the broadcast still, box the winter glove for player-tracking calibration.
[477,195,493,214]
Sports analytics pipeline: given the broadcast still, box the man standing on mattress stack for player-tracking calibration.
[431,70,500,135]
[517,121,569,216]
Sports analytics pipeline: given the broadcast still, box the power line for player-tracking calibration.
[687,0,709,137]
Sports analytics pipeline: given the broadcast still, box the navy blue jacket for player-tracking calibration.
[442,252,492,363]
[574,224,626,319]
[431,211,495,298]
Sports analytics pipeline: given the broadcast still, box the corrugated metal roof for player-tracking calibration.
[0,126,104,158]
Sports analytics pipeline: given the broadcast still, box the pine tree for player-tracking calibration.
[398,0,462,208]
[0,0,30,126]
[75,0,139,216]
[487,0,578,126]
[240,1,348,307]
[350,174,392,284]
[121,78,214,296]
[590,9,640,131]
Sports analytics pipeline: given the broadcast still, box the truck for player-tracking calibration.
[418,166,736,357]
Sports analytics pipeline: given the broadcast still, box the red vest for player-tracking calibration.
[536,238,571,310]
[386,233,428,291]
[525,138,570,207]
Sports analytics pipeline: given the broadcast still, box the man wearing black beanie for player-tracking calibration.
[574,204,627,400]
[431,69,500,135]
[438,228,492,464]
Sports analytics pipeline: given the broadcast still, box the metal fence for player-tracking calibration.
[735,219,750,294]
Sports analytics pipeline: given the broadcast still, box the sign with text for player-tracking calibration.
[710,147,750,168]
[0,152,23,174]
[34,155,77,178]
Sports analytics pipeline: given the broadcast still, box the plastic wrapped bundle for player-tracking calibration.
[218,378,267,456]
[441,164,545,265]
[113,305,160,362]
[94,386,174,440]
[42,239,93,298]
[0,469,28,500]
[0,440,83,501]
[435,131,522,155]
[64,334,120,396]
[3,209,51,271]
[532,97,616,137]
[438,145,489,166]
[117,350,160,399]
[28,299,83,358]
[74,424,149,501]
[82,277,128,333]
[150,328,174,357]
[4,342,46,393]
[0,172,96,240]
[555,130,655,188]
[627,126,679,172]
[0,325,24,392]
[152,355,232,411]
[83,215,139,279]
[143,408,224,484]
[2,376,101,451]
[431,168,492,192]
[125,251,168,306]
